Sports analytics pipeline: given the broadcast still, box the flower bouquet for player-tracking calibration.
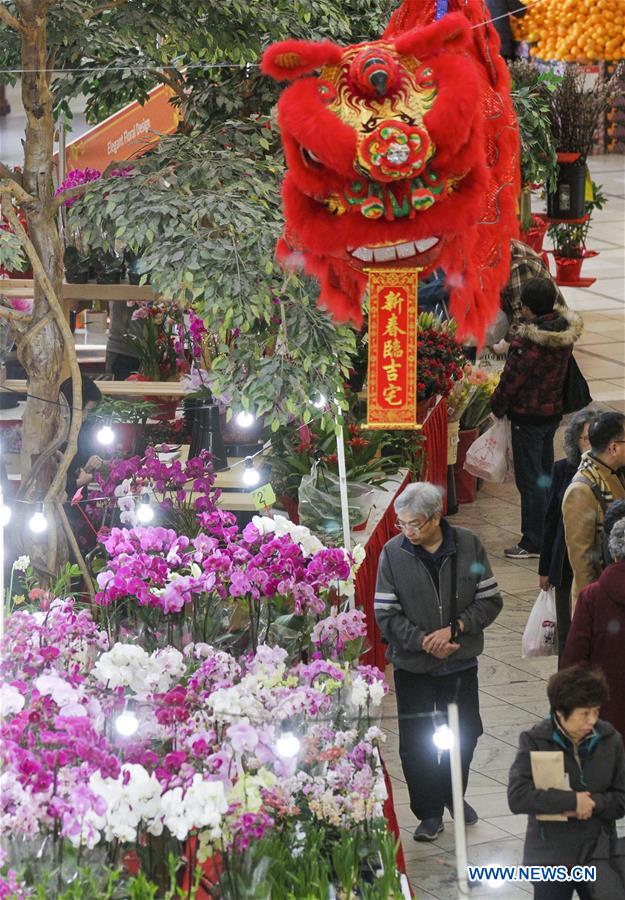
[416,313,466,402]
[459,367,501,431]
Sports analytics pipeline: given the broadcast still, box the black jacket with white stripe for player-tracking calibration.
[374,522,502,674]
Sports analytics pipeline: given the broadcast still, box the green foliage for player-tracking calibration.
[548,180,607,257]
[69,121,358,431]
[0,228,27,273]
[509,62,559,193]
[0,0,394,129]
[94,397,156,424]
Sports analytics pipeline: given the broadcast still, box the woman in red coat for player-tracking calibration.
[561,518,625,741]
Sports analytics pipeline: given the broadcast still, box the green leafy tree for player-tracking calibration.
[0,0,390,575]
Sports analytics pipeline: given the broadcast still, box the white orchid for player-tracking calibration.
[12,555,30,572]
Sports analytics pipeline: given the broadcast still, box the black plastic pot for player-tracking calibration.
[63,246,91,284]
[125,251,151,286]
[189,402,229,471]
[91,249,125,284]
[547,156,586,220]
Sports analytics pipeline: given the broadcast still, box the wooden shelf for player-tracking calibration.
[2,379,187,397]
[0,279,155,302]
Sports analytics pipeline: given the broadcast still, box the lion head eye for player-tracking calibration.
[300,146,325,170]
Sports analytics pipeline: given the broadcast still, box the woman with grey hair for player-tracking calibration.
[539,409,600,660]
[561,518,625,740]
[375,481,502,841]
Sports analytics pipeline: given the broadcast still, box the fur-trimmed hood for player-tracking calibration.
[515,307,584,348]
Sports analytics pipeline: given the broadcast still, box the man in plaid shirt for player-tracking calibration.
[501,240,567,330]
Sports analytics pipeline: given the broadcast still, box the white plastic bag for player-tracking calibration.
[463,418,511,483]
[522,589,557,658]
[298,462,374,537]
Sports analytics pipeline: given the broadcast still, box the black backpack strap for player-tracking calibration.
[571,474,609,515]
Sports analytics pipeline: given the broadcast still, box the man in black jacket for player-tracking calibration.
[491,278,583,559]
[375,482,503,841]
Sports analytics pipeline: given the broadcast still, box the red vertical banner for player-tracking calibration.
[366,268,420,430]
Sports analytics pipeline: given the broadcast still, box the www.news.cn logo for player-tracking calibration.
[467,865,596,883]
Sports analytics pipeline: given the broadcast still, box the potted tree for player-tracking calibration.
[548,65,619,220]
[509,62,559,250]
[548,181,606,284]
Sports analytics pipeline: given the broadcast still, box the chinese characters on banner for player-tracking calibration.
[366,268,420,430]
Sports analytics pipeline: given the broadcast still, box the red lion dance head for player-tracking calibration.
[262,0,519,340]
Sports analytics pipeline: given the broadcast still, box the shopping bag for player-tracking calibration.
[463,418,511,483]
[522,589,557,658]
[562,355,592,414]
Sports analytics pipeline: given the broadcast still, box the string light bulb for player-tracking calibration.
[136,494,154,524]
[97,421,115,446]
[242,457,260,487]
[0,500,11,527]
[115,708,139,737]
[29,502,48,534]
[276,729,300,759]
[235,411,255,429]
[312,392,327,409]
[433,723,454,751]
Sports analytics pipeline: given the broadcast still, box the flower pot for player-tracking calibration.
[447,420,460,466]
[520,217,548,254]
[91,249,125,284]
[278,493,300,523]
[555,255,584,282]
[453,427,479,503]
[86,310,108,333]
[63,245,91,283]
[113,422,142,454]
[189,401,229,471]
[547,158,586,220]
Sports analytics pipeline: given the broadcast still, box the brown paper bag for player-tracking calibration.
[530,750,569,821]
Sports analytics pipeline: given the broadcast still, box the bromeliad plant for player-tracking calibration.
[269,418,400,506]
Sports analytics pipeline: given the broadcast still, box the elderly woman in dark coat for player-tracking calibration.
[561,520,625,741]
[539,409,600,659]
[508,667,625,900]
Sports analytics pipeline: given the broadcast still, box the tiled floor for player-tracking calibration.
[384,156,625,899]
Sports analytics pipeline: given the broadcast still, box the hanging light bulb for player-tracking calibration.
[0,500,11,527]
[276,729,300,759]
[242,457,260,487]
[115,708,139,737]
[29,502,48,534]
[97,421,115,446]
[235,410,255,429]
[136,494,154,524]
[312,392,327,409]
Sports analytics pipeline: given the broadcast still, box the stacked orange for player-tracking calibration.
[512,0,625,60]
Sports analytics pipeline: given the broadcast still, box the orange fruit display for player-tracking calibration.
[513,0,625,60]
